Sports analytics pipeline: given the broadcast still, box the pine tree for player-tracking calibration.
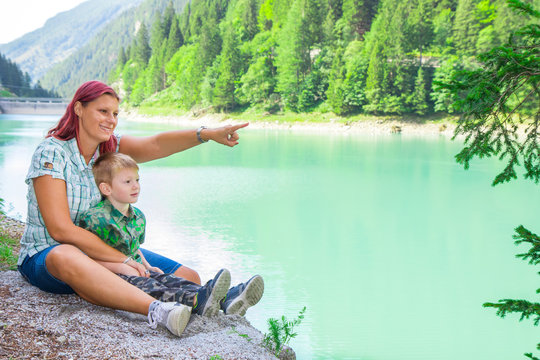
[214,25,243,110]
[439,2,539,358]
[411,66,429,115]
[275,0,307,110]
[242,0,260,41]
[166,16,184,61]
[342,0,378,40]
[150,13,166,51]
[145,44,166,96]
[162,1,176,39]
[275,0,325,110]
[199,19,222,68]
[406,0,434,64]
[453,0,480,55]
[326,48,348,114]
[117,48,127,68]
[179,0,191,41]
[134,22,152,66]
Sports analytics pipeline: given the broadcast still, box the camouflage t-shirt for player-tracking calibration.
[79,198,146,263]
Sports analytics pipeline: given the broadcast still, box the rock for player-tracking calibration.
[56,335,67,343]
[0,270,281,359]
[279,345,296,360]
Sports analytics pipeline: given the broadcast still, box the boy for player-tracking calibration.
[79,152,264,333]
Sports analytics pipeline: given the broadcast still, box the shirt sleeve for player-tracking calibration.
[78,211,91,230]
[79,209,112,243]
[139,211,146,245]
[25,141,66,184]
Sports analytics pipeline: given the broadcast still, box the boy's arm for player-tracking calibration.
[97,260,141,276]
[138,250,164,274]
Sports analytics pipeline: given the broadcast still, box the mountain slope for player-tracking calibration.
[0,0,143,83]
[39,0,188,97]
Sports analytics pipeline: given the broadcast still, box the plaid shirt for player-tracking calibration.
[18,136,119,265]
[79,199,146,263]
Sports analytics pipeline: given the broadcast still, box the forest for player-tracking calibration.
[110,0,532,116]
[0,53,56,98]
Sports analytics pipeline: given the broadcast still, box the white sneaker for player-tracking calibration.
[148,301,191,336]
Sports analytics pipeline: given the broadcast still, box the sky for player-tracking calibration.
[0,0,88,44]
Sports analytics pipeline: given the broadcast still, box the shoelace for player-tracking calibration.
[147,304,166,329]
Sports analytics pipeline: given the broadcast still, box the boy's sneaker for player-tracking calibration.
[193,268,231,317]
[147,301,191,337]
[220,275,264,316]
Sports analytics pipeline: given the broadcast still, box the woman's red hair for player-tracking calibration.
[47,80,121,154]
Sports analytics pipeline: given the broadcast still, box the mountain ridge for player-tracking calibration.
[39,0,188,97]
[0,0,143,85]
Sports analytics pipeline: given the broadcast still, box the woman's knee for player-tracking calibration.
[174,265,201,285]
[45,244,87,277]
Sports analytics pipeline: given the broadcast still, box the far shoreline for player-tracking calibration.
[121,108,459,138]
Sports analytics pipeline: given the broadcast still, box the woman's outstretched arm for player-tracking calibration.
[119,123,249,163]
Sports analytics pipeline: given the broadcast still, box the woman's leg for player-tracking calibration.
[140,248,201,285]
[45,244,155,315]
[174,266,201,285]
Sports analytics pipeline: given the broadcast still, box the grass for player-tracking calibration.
[0,197,19,271]
[0,233,18,271]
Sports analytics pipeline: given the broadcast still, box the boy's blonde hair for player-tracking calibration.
[92,152,139,187]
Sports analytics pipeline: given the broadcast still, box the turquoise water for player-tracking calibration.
[0,114,538,359]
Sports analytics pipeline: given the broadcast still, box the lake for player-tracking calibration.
[0,114,538,359]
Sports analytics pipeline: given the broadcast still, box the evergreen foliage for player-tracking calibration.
[0,53,56,97]
[439,0,539,357]
[35,0,532,116]
[135,23,152,66]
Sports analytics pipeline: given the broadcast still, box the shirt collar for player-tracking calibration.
[103,198,137,221]
[67,138,99,171]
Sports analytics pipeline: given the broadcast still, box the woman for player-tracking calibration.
[17,80,251,335]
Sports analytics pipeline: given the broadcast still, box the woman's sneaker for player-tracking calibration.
[147,301,191,336]
[193,268,231,317]
[220,275,264,316]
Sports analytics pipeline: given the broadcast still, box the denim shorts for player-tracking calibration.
[18,246,183,294]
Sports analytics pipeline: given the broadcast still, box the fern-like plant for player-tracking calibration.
[263,306,306,357]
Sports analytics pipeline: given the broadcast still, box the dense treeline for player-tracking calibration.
[0,53,56,98]
[111,0,532,115]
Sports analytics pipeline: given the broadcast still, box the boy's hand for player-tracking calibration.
[146,266,164,274]
[126,259,148,277]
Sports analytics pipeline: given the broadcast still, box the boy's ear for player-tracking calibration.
[99,182,112,196]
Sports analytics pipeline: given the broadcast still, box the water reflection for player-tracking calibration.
[1,114,538,360]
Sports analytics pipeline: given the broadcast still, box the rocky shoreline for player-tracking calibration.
[0,215,289,359]
[122,110,458,138]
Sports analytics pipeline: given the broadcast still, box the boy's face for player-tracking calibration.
[107,168,140,205]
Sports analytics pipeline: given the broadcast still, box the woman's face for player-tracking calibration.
[75,94,119,146]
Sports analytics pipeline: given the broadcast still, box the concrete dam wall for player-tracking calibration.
[0,97,69,115]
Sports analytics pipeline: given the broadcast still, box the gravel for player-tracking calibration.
[0,215,291,359]
[0,270,285,359]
